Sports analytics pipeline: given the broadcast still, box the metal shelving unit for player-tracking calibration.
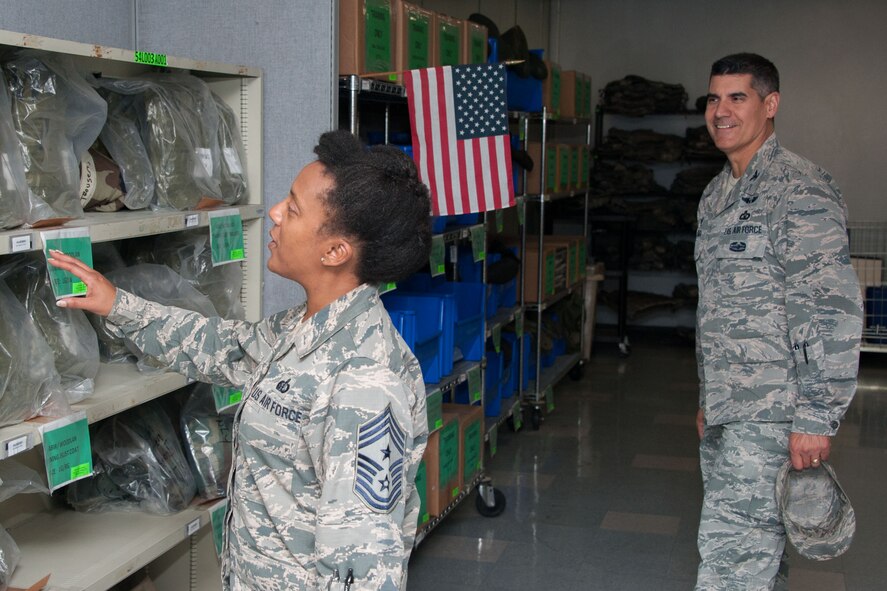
[516,108,591,428]
[848,221,887,352]
[0,29,262,591]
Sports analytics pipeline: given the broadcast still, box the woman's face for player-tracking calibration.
[267,161,335,283]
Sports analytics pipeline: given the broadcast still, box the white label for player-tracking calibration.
[223,147,244,175]
[79,152,97,206]
[5,435,28,457]
[449,244,458,265]
[185,214,199,228]
[195,148,213,176]
[186,517,201,536]
[11,234,31,252]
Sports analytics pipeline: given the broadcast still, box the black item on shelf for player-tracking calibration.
[468,13,500,40]
[590,160,665,196]
[684,125,724,160]
[601,75,688,116]
[599,128,684,162]
[695,95,708,113]
[670,164,723,196]
[486,238,521,284]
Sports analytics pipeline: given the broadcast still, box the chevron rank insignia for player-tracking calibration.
[354,405,405,512]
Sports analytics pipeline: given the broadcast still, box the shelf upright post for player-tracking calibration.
[348,74,360,136]
[535,108,548,403]
[518,114,530,407]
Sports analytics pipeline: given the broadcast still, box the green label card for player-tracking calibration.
[415,460,429,525]
[440,419,459,486]
[492,324,501,353]
[570,148,580,187]
[209,209,246,267]
[490,423,498,457]
[512,400,522,430]
[365,0,392,72]
[579,241,587,278]
[545,253,556,295]
[426,389,443,432]
[407,13,430,69]
[546,148,557,192]
[515,313,524,337]
[559,148,570,187]
[430,234,445,277]
[517,196,526,226]
[210,499,228,556]
[439,23,460,66]
[134,50,167,67]
[379,282,397,295]
[546,386,555,413]
[464,420,481,479]
[470,29,486,64]
[42,228,93,300]
[467,365,482,404]
[213,385,243,413]
[470,225,486,262]
[495,209,504,234]
[551,67,561,117]
[41,412,92,492]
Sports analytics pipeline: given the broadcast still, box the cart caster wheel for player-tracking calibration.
[531,407,542,430]
[618,342,631,357]
[569,363,585,381]
[475,487,506,517]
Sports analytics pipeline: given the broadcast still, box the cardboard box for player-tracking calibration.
[463,20,488,65]
[415,458,430,530]
[395,1,433,73]
[442,403,484,486]
[339,0,396,76]
[427,412,460,515]
[509,240,567,302]
[542,60,561,117]
[527,142,558,195]
[557,144,572,191]
[433,13,464,66]
[543,235,587,286]
[561,71,593,118]
[576,144,589,188]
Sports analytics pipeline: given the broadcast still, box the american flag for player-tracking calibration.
[405,63,514,216]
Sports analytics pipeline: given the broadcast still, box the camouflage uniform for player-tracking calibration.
[105,283,428,590]
[694,134,862,589]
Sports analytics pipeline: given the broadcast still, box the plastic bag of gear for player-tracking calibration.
[0,461,50,587]
[0,67,31,231]
[66,399,197,515]
[90,263,218,368]
[93,73,224,211]
[93,90,156,210]
[181,383,234,500]
[3,50,107,225]
[0,278,70,427]
[0,253,99,404]
[212,92,248,205]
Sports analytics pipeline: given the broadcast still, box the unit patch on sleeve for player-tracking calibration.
[354,405,405,513]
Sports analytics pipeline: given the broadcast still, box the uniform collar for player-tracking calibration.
[291,283,379,358]
[711,133,780,215]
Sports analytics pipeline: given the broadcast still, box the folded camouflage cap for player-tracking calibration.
[776,460,855,560]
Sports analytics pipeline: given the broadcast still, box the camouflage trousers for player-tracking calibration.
[696,421,792,590]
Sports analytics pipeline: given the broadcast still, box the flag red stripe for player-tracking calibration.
[420,68,444,216]
[457,134,471,215]
[434,67,456,215]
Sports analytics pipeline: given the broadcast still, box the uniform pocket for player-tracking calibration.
[716,234,770,298]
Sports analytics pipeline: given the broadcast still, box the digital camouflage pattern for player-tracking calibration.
[695,134,863,589]
[776,459,855,561]
[105,283,428,590]
[695,134,863,434]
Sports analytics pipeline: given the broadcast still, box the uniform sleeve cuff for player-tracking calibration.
[792,413,840,436]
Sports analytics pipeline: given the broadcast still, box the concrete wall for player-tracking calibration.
[552,0,887,222]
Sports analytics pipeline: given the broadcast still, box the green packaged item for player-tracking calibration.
[0,68,30,230]
[212,93,248,205]
[181,383,234,500]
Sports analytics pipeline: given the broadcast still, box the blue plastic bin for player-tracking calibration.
[483,349,504,417]
[383,293,455,383]
[431,282,485,361]
[431,216,447,233]
[506,49,544,112]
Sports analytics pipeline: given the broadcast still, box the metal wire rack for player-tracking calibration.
[848,222,887,352]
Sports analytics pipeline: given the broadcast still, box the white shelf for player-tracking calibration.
[7,502,213,591]
[0,363,190,460]
[1,205,265,255]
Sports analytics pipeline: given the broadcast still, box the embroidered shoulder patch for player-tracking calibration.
[354,405,405,513]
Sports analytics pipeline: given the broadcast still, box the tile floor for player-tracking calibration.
[407,338,887,590]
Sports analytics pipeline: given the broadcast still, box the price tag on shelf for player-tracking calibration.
[492,324,501,353]
[185,517,201,537]
[470,225,486,262]
[517,197,526,226]
[42,228,93,300]
[10,234,31,253]
[134,50,168,66]
[515,313,524,337]
[185,213,200,228]
[489,424,498,457]
[213,386,243,412]
[5,435,28,458]
[430,234,445,277]
[495,209,504,234]
[40,411,92,492]
[379,282,397,295]
[545,386,555,413]
[467,365,482,404]
[210,499,228,556]
[208,209,246,266]
[512,400,522,431]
